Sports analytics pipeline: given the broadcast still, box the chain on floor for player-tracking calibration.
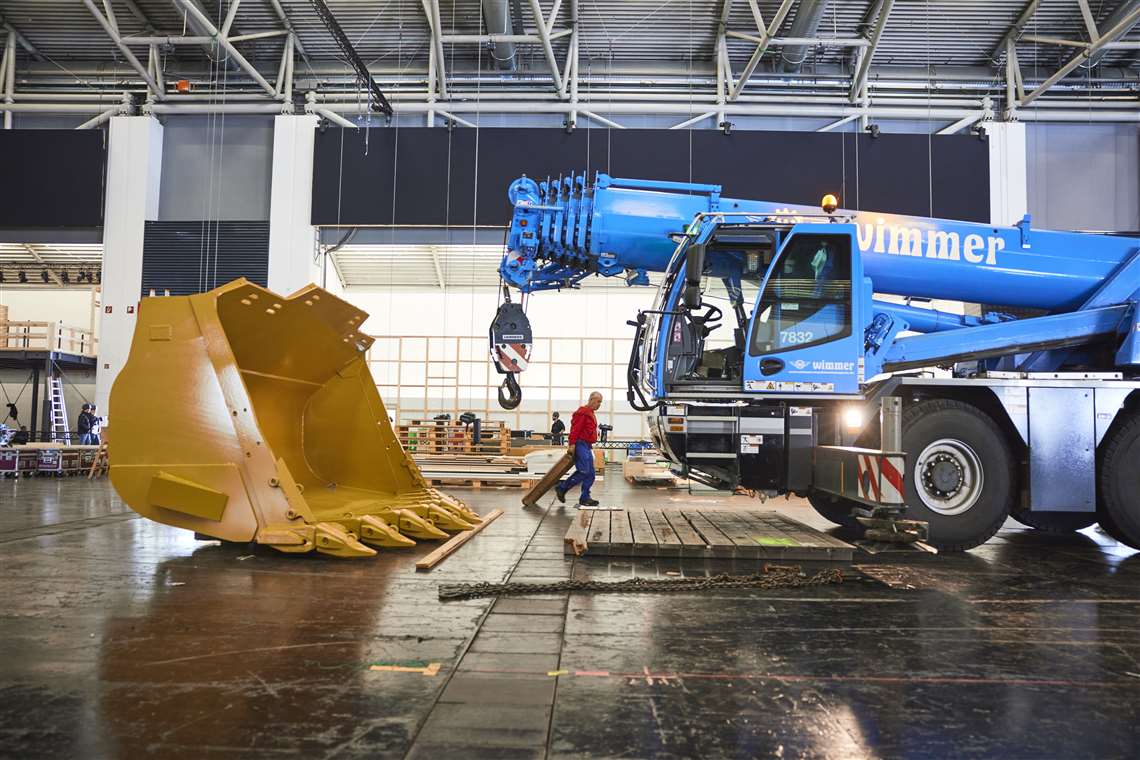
[438,566,844,601]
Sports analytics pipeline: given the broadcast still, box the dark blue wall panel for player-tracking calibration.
[312,127,990,227]
[0,130,106,227]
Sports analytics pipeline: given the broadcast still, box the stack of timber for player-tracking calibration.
[415,452,536,489]
[623,447,683,486]
[398,420,511,455]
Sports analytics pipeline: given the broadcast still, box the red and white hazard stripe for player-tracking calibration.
[495,342,531,372]
[857,453,905,506]
[878,455,905,505]
[857,454,881,502]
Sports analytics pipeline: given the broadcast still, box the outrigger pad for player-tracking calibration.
[109,278,480,557]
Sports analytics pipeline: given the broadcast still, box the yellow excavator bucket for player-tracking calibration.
[108,278,481,558]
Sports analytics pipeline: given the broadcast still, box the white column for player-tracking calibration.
[982,121,1028,226]
[96,116,164,416]
[267,114,321,295]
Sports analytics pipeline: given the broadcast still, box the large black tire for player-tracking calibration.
[806,492,862,531]
[901,399,1015,552]
[1010,509,1096,535]
[1097,411,1140,550]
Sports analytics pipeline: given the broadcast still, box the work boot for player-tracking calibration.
[554,487,566,503]
[579,498,600,507]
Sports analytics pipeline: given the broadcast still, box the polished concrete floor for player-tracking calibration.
[2,470,1140,759]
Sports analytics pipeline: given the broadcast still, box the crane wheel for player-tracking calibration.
[901,399,1015,552]
[1097,410,1140,550]
[806,493,863,532]
[1010,510,1096,535]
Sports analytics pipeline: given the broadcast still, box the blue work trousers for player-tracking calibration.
[560,441,595,501]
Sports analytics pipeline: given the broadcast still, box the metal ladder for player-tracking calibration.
[48,375,70,443]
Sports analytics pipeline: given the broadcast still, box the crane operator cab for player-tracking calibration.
[625,211,910,542]
[644,220,864,399]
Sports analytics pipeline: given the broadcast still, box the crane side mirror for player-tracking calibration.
[683,243,706,310]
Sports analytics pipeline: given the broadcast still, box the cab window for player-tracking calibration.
[749,233,852,355]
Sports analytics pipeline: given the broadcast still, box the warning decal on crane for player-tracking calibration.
[857,453,905,506]
[495,343,531,372]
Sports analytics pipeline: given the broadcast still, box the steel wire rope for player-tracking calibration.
[466,1,488,421]
[211,47,231,290]
[926,0,934,218]
[197,1,231,294]
[380,0,406,415]
[196,12,219,296]
[835,3,848,206]
[686,0,693,189]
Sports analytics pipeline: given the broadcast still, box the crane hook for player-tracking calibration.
[498,373,522,410]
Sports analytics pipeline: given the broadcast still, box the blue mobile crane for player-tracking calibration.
[490,173,1140,551]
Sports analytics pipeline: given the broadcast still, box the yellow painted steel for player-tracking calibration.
[109,278,481,557]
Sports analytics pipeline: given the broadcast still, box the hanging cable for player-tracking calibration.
[926,0,934,218]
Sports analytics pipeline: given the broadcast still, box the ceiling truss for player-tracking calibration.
[0,1,1136,129]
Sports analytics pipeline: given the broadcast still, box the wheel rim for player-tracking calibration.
[913,438,984,516]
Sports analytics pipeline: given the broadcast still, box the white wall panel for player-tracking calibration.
[1027,123,1140,231]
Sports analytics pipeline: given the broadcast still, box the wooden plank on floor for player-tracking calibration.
[765,512,826,560]
[682,510,737,558]
[775,513,854,560]
[730,510,854,561]
[587,509,610,555]
[645,508,684,558]
[564,510,593,556]
[608,509,634,554]
[702,510,761,559]
[416,509,504,570]
[627,508,659,557]
[661,510,708,558]
[735,509,796,560]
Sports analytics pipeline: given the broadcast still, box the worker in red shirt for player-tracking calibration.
[555,391,603,507]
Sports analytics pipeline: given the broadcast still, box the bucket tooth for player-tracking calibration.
[259,526,316,553]
[314,522,377,558]
[429,489,480,519]
[435,494,482,524]
[424,504,477,531]
[391,508,450,540]
[358,515,416,548]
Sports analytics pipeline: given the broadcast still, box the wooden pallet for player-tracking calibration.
[564,508,854,560]
[399,420,511,455]
[414,453,527,472]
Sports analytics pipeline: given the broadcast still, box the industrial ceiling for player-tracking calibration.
[0,0,1137,124]
[2,1,1138,70]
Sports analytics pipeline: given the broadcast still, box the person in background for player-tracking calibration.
[550,411,566,446]
[554,392,603,507]
[11,426,28,445]
[89,404,102,445]
[77,404,95,445]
